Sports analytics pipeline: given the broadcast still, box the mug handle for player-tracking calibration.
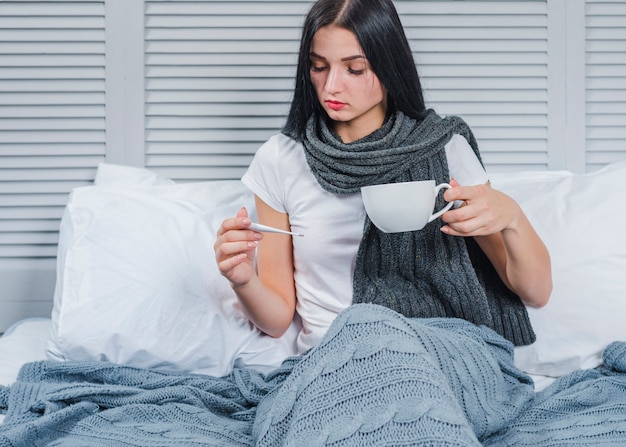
[428,183,454,223]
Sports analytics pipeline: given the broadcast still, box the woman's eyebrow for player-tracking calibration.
[310,52,366,62]
[310,52,325,60]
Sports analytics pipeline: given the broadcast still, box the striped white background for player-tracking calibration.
[0,0,624,330]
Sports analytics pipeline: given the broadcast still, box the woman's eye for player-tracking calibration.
[348,68,365,75]
[311,65,326,72]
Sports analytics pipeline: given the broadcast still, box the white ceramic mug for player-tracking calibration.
[361,180,453,233]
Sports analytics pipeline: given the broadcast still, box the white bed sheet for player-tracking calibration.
[0,317,556,393]
[0,318,51,424]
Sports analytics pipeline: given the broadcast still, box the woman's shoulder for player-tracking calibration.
[252,132,306,172]
[446,133,469,148]
[258,132,302,155]
[246,132,307,178]
[243,132,311,213]
[445,133,489,186]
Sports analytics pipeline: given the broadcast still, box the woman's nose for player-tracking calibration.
[324,67,342,94]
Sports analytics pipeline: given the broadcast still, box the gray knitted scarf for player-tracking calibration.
[302,110,535,346]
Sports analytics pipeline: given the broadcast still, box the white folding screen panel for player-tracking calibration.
[143,1,309,181]
[585,0,626,171]
[0,0,106,329]
[142,0,552,179]
[398,1,549,172]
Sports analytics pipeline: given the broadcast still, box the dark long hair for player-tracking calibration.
[282,0,427,141]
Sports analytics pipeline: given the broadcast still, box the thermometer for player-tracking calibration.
[248,222,304,237]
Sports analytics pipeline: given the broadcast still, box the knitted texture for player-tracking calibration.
[2,306,626,446]
[0,358,283,446]
[253,304,533,446]
[302,110,536,346]
[484,340,626,446]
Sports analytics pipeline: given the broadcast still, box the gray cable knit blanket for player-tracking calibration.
[1,304,626,446]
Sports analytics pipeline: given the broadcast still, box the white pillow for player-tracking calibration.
[94,162,175,187]
[47,163,299,377]
[0,318,50,387]
[491,161,626,377]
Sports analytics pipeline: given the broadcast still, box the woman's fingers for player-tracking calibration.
[213,206,263,286]
[441,182,507,236]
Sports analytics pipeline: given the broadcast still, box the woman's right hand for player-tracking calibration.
[214,207,263,288]
[214,197,297,338]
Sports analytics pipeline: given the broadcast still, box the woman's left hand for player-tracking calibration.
[440,178,552,307]
[439,179,519,237]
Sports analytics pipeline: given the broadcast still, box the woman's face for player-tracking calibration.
[309,25,387,143]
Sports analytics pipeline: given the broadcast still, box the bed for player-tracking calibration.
[1,161,626,445]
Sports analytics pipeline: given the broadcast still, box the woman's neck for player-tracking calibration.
[332,106,387,143]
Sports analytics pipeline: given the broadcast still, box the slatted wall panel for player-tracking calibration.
[585,0,626,171]
[144,0,310,181]
[398,0,549,172]
[144,0,549,180]
[0,0,105,328]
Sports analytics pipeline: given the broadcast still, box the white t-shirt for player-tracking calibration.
[242,132,488,353]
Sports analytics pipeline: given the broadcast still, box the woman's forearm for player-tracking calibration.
[231,274,296,338]
[475,207,552,307]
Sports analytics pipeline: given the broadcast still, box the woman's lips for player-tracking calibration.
[326,100,346,111]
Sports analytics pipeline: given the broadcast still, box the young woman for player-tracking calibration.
[214,0,552,356]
